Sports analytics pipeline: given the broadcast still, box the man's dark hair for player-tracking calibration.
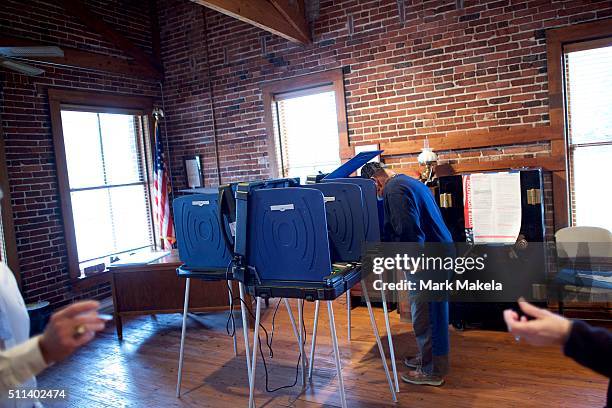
[361,162,386,179]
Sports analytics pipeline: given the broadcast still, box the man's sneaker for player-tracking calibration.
[404,356,421,369]
[401,370,445,386]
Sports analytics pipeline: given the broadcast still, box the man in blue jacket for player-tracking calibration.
[362,162,452,386]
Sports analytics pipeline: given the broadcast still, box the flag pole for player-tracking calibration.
[152,108,162,250]
[152,107,175,251]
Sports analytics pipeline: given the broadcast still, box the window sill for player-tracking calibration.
[71,271,112,291]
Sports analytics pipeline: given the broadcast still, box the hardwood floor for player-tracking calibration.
[38,299,608,407]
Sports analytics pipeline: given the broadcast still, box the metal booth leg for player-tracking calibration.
[346,289,351,341]
[284,299,307,388]
[379,277,400,392]
[238,282,254,407]
[283,298,301,347]
[308,300,320,380]
[228,280,238,357]
[327,301,348,408]
[176,277,191,398]
[248,297,262,408]
[361,280,398,402]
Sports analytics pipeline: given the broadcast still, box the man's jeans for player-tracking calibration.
[410,296,450,376]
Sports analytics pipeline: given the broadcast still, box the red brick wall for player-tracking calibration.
[158,0,220,187]
[0,0,160,307]
[158,0,612,241]
[4,0,612,307]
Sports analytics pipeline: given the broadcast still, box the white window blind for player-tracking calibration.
[274,89,341,183]
[565,43,612,233]
[60,110,154,268]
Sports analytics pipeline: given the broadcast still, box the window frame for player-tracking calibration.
[546,18,612,230]
[261,69,351,178]
[0,120,21,286]
[48,89,155,284]
[562,39,612,227]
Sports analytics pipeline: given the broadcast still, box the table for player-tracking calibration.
[108,251,242,340]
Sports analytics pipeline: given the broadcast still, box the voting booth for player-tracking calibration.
[231,162,386,299]
[173,189,247,398]
[231,153,398,408]
[173,191,232,277]
[308,151,400,392]
[233,184,362,299]
[172,153,399,408]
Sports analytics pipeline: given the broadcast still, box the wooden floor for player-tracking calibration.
[38,300,608,408]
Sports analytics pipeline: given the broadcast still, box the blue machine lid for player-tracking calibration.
[246,187,332,282]
[323,150,383,180]
[309,183,365,262]
[173,193,232,270]
[322,178,380,243]
[178,187,219,195]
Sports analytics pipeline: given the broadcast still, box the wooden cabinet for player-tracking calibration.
[109,251,241,340]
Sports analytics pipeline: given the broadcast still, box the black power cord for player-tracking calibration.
[224,261,305,393]
[269,298,282,352]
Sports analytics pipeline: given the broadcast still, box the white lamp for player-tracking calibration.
[417,138,438,183]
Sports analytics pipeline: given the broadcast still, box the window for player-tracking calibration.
[564,41,612,232]
[262,69,350,183]
[49,90,155,280]
[272,88,341,183]
[61,111,153,267]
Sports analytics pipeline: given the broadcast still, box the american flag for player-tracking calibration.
[153,118,175,250]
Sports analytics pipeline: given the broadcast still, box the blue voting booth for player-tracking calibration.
[323,150,383,179]
[309,182,365,262]
[232,150,384,294]
[173,188,248,399]
[312,150,400,393]
[229,151,397,408]
[244,187,335,281]
[173,151,398,408]
[321,177,380,243]
[233,182,364,300]
[173,191,232,277]
[321,150,384,242]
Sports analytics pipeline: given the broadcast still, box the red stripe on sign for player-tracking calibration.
[462,175,472,229]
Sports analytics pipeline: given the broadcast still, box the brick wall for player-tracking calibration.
[158,0,220,188]
[158,0,612,241]
[0,0,160,307]
[3,0,612,307]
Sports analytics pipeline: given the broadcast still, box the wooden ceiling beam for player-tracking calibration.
[58,0,163,76]
[268,0,310,43]
[0,36,162,80]
[191,0,311,44]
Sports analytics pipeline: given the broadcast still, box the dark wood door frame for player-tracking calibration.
[0,118,21,286]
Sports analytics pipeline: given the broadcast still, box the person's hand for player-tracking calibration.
[38,301,106,364]
[503,298,572,346]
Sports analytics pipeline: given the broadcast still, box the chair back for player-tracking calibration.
[555,226,612,259]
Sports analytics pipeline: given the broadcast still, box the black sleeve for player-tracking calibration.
[563,320,612,379]
[386,192,423,242]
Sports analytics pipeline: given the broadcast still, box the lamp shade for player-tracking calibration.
[417,147,438,165]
